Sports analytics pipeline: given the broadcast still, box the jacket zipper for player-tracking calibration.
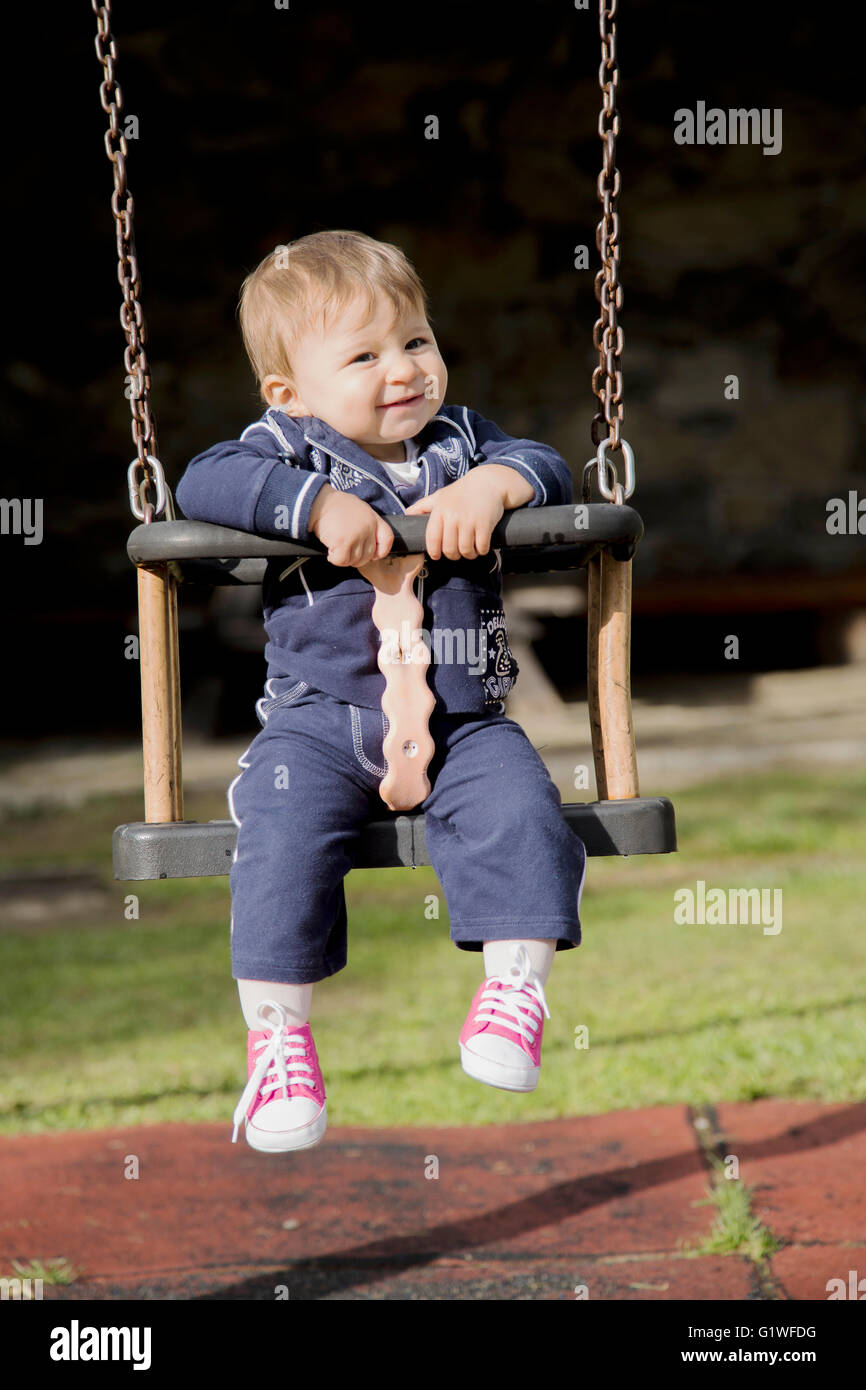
[415,456,430,608]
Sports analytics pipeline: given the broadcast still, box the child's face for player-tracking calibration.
[262,292,448,464]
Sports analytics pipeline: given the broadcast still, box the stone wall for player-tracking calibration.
[125,5,866,582]
[4,0,865,734]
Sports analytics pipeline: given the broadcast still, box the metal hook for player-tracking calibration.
[128,454,167,521]
[595,437,635,501]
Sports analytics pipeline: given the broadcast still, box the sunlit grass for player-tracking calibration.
[1,767,864,1132]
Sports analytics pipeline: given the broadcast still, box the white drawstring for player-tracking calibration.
[471,945,551,1044]
[231,999,315,1143]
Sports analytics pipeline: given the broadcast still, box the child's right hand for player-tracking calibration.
[308,484,395,567]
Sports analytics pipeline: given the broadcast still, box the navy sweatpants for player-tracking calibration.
[227,677,587,984]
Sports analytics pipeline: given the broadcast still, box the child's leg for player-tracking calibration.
[483,938,556,984]
[422,712,585,959]
[421,708,583,1093]
[226,687,380,1150]
[459,937,556,1093]
[227,689,377,988]
[237,979,313,1029]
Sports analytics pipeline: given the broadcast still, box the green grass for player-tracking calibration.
[9,1258,79,1286]
[0,767,864,1134]
[682,1156,784,1261]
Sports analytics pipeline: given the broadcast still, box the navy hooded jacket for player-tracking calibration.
[174,403,574,713]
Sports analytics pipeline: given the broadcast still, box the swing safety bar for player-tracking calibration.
[126,504,645,579]
[113,504,677,880]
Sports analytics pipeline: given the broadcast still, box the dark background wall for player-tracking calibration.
[2,0,864,740]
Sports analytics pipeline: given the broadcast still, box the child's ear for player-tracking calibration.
[262,374,302,412]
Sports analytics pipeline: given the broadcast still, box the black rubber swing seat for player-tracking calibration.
[113,503,677,880]
[113,798,677,879]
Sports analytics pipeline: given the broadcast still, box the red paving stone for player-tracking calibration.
[1,1101,863,1300]
[714,1100,866,1303]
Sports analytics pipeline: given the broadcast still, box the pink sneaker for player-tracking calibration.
[459,945,551,1092]
[231,1000,327,1152]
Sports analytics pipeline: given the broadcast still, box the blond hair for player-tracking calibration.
[238,229,431,399]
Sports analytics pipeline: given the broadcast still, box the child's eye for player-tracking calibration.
[350,339,427,364]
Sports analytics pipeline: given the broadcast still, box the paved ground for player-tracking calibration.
[2,1100,864,1301]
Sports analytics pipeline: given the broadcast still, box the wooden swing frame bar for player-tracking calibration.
[137,563,184,822]
[587,550,639,801]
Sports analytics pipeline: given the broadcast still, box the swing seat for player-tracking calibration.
[113,798,677,879]
[113,503,677,880]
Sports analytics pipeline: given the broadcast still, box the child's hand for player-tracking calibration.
[309,484,395,567]
[404,471,508,561]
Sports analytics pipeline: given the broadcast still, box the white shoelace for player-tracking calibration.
[231,1000,317,1143]
[471,945,552,1045]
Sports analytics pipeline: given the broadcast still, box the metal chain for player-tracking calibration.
[586,0,634,503]
[92,0,166,521]
[94,0,629,514]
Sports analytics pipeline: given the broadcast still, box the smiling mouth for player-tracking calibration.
[380,393,423,408]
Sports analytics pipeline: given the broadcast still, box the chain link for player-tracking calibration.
[589,0,633,498]
[92,0,163,519]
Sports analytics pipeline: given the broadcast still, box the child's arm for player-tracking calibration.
[466,465,536,509]
[405,407,574,561]
[308,484,394,566]
[462,407,574,508]
[175,429,331,544]
[406,466,529,562]
[175,428,395,565]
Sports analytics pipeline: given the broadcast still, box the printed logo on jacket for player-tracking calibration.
[480,607,518,705]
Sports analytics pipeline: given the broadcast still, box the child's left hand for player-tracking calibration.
[404,471,507,561]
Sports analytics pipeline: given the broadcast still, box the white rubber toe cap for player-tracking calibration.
[460,1038,539,1092]
[246,1099,327,1152]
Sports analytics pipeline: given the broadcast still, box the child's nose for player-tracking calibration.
[386,350,420,378]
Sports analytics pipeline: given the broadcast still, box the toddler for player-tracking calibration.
[175,229,587,1152]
